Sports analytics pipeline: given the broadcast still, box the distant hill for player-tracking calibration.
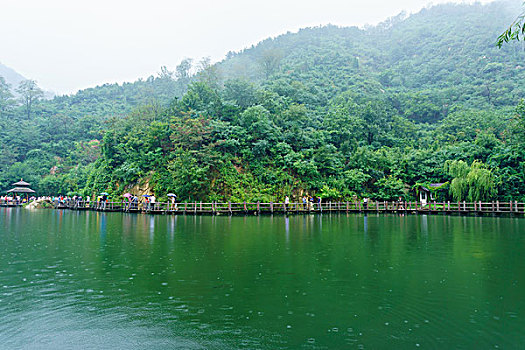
[26,0,523,118]
[0,62,27,90]
[218,0,524,108]
[0,62,54,98]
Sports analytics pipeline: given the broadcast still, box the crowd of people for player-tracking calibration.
[2,192,402,212]
[48,193,178,211]
[0,195,37,205]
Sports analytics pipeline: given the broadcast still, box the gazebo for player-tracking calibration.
[6,179,36,204]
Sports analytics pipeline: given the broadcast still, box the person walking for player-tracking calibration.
[150,195,156,210]
[397,196,404,210]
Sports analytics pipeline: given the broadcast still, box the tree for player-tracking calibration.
[175,58,193,95]
[445,160,497,201]
[16,80,43,119]
[223,79,258,108]
[158,66,174,80]
[445,160,469,201]
[0,76,15,117]
[375,176,407,200]
[258,49,283,79]
[196,57,221,90]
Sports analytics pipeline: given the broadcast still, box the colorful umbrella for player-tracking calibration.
[167,193,177,197]
[123,193,132,198]
[142,194,151,197]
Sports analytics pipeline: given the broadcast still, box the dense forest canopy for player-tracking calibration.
[1,0,525,202]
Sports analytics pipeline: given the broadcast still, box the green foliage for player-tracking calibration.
[445,160,497,201]
[319,185,341,201]
[375,176,407,200]
[0,77,15,117]
[0,2,524,202]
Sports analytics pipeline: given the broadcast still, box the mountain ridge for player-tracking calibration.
[0,62,27,90]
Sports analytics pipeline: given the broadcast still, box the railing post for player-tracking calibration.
[463,201,466,211]
[496,200,499,212]
[510,201,512,212]
[194,202,197,214]
[257,201,260,214]
[515,200,518,212]
[244,201,247,213]
[270,202,273,213]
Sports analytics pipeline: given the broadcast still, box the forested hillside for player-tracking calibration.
[1,1,525,202]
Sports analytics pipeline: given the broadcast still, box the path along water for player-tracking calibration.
[0,208,524,349]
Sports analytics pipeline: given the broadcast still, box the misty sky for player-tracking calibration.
[1,0,494,95]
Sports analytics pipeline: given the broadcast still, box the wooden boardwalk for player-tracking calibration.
[0,200,24,207]
[10,200,523,216]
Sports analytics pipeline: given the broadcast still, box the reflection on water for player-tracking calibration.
[0,208,524,349]
[285,216,289,242]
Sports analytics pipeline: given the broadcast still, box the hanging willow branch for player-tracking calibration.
[497,10,525,48]
[444,160,497,201]
[466,161,497,201]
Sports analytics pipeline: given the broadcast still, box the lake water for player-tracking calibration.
[0,208,524,349]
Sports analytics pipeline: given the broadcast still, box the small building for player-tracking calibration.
[6,179,36,204]
[418,182,448,206]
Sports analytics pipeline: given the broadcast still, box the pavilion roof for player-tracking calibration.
[7,187,35,193]
[12,179,31,187]
[420,183,448,192]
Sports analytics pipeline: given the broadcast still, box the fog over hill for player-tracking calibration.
[0,62,27,90]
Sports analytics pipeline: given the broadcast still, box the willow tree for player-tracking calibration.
[467,161,497,201]
[445,160,469,201]
[445,160,497,201]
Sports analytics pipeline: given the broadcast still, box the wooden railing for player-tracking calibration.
[41,199,525,215]
[0,199,23,206]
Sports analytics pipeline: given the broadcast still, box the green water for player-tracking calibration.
[0,208,524,349]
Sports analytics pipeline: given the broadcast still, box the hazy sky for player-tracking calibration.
[1,0,494,95]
